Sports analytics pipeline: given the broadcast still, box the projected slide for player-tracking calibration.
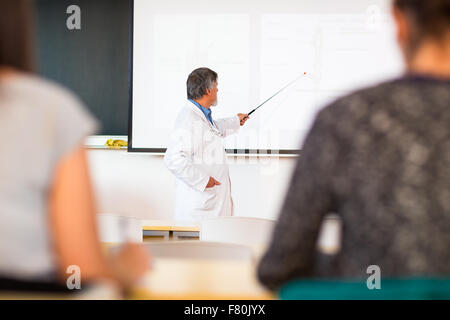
[132,0,403,152]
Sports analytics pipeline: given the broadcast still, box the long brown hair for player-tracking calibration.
[0,0,35,72]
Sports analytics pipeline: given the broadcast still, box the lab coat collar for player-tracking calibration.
[185,101,221,135]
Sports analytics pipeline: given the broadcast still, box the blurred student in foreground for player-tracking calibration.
[0,0,149,294]
[258,0,450,290]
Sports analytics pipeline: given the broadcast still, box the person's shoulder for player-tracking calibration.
[317,78,402,122]
[14,72,83,107]
[10,72,98,133]
[175,102,203,125]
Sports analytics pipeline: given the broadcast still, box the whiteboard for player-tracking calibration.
[131,0,404,152]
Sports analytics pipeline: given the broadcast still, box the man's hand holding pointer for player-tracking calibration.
[238,113,250,126]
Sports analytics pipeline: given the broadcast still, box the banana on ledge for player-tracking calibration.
[105,139,128,149]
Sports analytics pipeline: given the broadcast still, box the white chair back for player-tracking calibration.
[317,214,342,254]
[97,214,142,243]
[143,241,253,261]
[200,217,276,246]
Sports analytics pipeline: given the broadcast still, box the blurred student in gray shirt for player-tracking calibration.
[0,0,149,293]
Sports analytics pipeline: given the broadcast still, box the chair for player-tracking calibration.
[141,240,253,261]
[278,277,450,300]
[316,214,342,254]
[96,214,143,243]
[200,217,276,246]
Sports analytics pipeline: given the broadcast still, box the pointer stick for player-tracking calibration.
[248,73,306,116]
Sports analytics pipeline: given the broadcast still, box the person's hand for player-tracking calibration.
[237,113,249,126]
[109,243,151,288]
[206,176,221,188]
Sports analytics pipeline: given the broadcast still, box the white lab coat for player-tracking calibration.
[164,101,241,221]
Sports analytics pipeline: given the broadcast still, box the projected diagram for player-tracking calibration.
[251,14,402,150]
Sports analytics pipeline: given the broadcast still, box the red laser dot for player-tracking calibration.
[304,72,306,74]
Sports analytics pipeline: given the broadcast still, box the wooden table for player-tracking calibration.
[0,282,123,300]
[142,220,201,241]
[0,244,273,300]
[130,257,275,300]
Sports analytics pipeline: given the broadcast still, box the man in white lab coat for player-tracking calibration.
[164,68,249,221]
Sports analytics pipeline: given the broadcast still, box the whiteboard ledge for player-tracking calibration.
[84,135,128,149]
[84,136,300,157]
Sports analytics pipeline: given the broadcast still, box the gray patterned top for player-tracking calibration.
[257,75,450,290]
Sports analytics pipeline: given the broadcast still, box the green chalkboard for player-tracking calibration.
[35,0,131,135]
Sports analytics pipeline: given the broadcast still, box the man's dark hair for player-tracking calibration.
[186,68,218,100]
[0,0,35,72]
[394,0,450,47]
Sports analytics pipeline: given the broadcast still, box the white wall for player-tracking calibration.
[86,149,297,221]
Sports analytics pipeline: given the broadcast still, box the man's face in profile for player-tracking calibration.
[210,81,219,106]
